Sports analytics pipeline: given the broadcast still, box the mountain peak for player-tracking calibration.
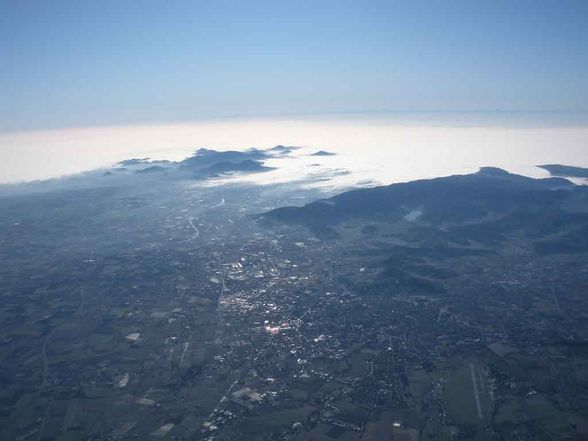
[476,167,511,177]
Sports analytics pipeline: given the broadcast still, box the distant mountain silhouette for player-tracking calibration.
[135,165,166,174]
[180,148,268,169]
[200,160,274,176]
[268,145,296,154]
[118,158,151,166]
[179,146,293,174]
[111,146,290,180]
[538,164,588,178]
[310,150,336,156]
[264,168,575,225]
[262,169,588,297]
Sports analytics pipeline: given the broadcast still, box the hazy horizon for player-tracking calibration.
[3,1,587,186]
[1,112,587,187]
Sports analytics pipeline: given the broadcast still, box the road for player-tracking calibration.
[217,274,226,322]
[188,217,200,239]
[469,363,484,420]
[209,198,225,208]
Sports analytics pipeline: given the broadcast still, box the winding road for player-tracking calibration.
[209,198,225,209]
[188,217,200,239]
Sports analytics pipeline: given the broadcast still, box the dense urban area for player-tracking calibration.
[1,148,587,441]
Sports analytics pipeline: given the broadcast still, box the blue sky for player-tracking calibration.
[1,0,587,131]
